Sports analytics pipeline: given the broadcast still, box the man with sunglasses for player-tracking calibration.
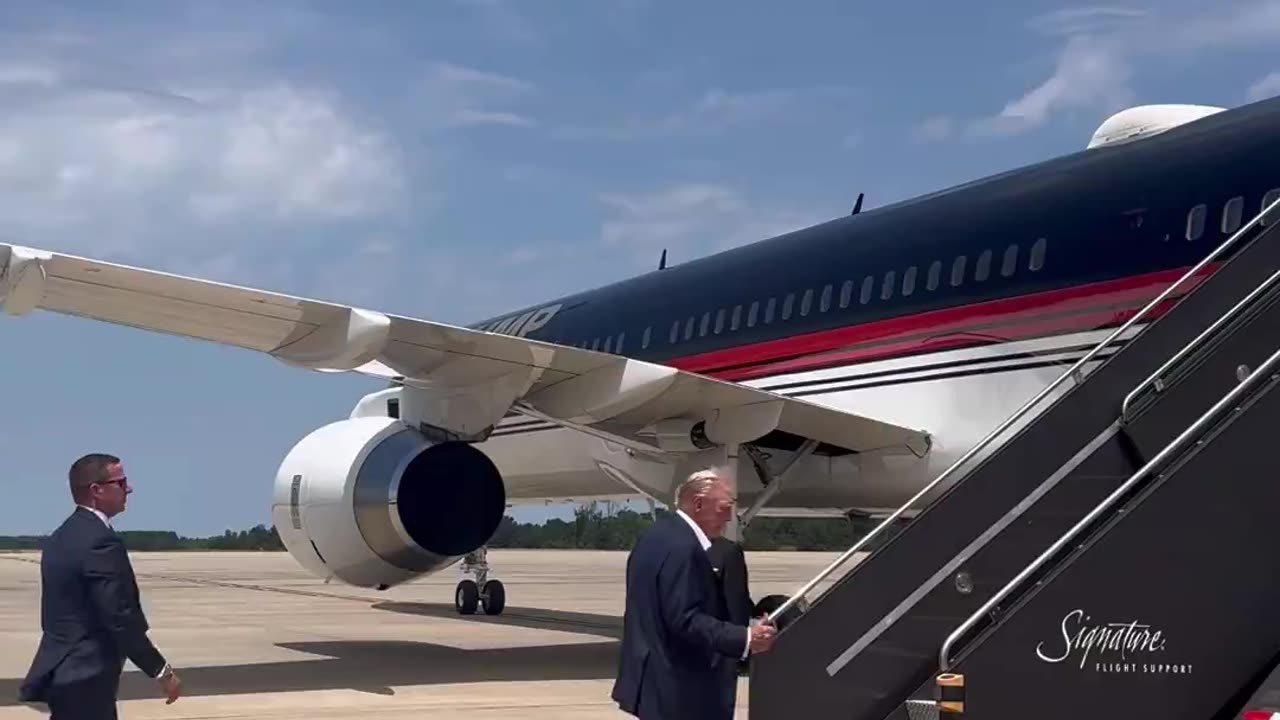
[18,453,181,718]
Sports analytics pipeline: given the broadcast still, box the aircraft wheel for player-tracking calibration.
[455,579,479,615]
[481,579,506,615]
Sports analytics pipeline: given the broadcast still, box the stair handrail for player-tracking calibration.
[1120,197,1280,423]
[938,340,1280,671]
[765,196,1279,626]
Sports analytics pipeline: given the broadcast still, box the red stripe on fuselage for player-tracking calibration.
[666,265,1216,382]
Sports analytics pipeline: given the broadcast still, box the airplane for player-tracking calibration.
[3,96,1278,619]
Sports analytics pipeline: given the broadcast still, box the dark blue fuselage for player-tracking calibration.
[473,98,1280,379]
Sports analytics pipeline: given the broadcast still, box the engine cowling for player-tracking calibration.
[270,416,507,589]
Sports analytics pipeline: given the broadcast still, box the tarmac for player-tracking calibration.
[0,549,846,719]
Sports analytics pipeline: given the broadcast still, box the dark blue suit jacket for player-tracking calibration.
[611,513,748,720]
[18,507,167,705]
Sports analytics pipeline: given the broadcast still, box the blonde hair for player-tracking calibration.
[676,468,727,509]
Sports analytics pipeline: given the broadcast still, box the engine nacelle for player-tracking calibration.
[270,416,506,589]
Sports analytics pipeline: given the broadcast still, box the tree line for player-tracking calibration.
[0,502,897,553]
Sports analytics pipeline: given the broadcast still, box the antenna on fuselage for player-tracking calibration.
[658,248,668,270]
[851,192,864,215]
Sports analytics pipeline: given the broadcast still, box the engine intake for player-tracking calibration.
[271,416,506,589]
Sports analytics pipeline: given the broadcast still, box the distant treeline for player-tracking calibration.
[0,524,286,552]
[0,502,894,553]
[486,503,890,552]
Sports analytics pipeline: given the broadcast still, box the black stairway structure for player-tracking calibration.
[922,341,1280,719]
[747,201,1280,720]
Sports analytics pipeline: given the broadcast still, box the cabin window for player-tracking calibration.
[781,293,795,321]
[642,326,652,349]
[1263,189,1280,226]
[860,276,874,304]
[927,261,941,291]
[1222,196,1244,235]
[1001,244,1018,277]
[820,284,833,312]
[1029,238,1047,271]
[669,321,679,344]
[975,249,992,282]
[765,298,777,324]
[839,280,854,308]
[603,336,612,353]
[881,270,896,300]
[684,317,695,341]
[950,256,967,287]
[731,305,742,331]
[800,289,813,317]
[902,266,917,296]
[714,309,726,334]
[748,301,760,327]
[591,338,600,351]
[1186,204,1206,241]
[616,333,625,353]
[699,312,711,337]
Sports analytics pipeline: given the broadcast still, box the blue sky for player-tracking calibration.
[2,0,1279,536]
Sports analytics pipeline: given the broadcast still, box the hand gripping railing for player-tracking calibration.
[938,340,1280,671]
[1120,197,1280,423]
[764,196,1280,626]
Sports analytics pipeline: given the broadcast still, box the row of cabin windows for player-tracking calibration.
[569,238,1048,353]
[1186,189,1280,241]
[571,191,1280,354]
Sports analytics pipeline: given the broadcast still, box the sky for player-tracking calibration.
[2,0,1279,536]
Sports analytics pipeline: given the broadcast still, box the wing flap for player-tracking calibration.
[1,243,931,455]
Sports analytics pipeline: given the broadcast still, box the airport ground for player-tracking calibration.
[0,549,848,719]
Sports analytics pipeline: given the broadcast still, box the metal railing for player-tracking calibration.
[938,340,1280,671]
[1119,197,1280,422]
[765,197,1279,626]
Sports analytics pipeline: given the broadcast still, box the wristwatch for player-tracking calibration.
[154,663,173,680]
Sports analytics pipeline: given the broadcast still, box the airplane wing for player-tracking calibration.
[0,243,931,457]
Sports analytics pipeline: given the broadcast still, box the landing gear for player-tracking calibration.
[455,547,505,616]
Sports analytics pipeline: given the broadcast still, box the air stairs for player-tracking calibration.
[748,198,1280,720]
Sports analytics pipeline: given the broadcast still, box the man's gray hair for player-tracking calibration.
[675,468,727,509]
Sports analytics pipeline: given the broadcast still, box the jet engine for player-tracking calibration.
[269,416,507,590]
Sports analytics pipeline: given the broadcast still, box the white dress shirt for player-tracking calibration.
[77,505,111,529]
[676,510,751,659]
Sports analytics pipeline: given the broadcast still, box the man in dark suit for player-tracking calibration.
[707,536,755,678]
[19,453,182,718]
[612,468,775,720]
[707,536,754,627]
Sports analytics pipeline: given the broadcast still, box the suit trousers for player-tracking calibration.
[46,673,120,720]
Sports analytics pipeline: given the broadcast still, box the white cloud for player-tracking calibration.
[1247,71,1280,101]
[0,63,59,87]
[188,86,403,221]
[418,61,538,130]
[0,77,403,257]
[0,11,557,320]
[447,109,538,128]
[973,35,1134,135]
[598,183,825,266]
[977,0,1280,135]
[559,85,857,141]
[1027,6,1149,36]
